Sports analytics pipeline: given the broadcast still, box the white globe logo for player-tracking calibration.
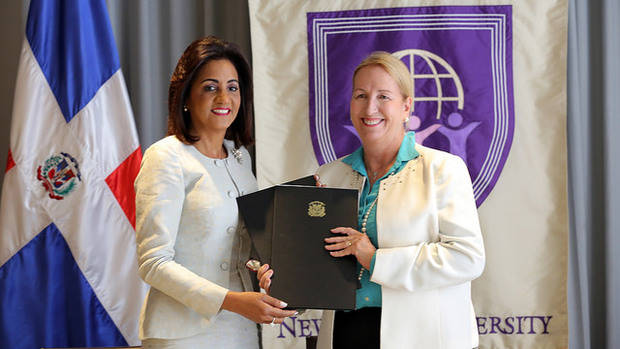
[392,49,465,120]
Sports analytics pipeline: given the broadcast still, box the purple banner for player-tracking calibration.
[307,6,514,206]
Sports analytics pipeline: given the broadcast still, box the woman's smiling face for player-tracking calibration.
[350,64,411,145]
[185,59,241,136]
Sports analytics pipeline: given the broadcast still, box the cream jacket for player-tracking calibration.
[134,136,257,340]
[315,144,485,349]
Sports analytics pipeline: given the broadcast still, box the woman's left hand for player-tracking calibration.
[257,264,274,293]
[324,227,376,270]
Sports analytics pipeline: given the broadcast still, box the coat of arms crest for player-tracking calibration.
[307,200,326,217]
[36,152,82,200]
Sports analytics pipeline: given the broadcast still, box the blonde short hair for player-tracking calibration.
[353,51,413,100]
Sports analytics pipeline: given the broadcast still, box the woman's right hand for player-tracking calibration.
[221,291,296,325]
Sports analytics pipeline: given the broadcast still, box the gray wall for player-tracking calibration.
[0,1,27,198]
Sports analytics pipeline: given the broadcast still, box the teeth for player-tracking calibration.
[362,118,382,126]
[212,108,229,115]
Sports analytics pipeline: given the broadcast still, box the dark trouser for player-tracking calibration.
[333,307,381,349]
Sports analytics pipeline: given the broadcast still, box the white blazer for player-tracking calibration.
[134,136,257,340]
[315,144,485,349]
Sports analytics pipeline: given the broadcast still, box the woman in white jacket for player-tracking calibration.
[259,52,485,348]
[135,36,295,349]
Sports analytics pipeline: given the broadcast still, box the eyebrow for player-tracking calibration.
[200,78,240,84]
[352,88,393,93]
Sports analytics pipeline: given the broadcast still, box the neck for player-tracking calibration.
[192,129,227,159]
[362,132,404,174]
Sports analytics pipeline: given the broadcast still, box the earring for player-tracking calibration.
[183,105,188,112]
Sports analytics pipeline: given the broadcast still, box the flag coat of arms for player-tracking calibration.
[0,1,147,348]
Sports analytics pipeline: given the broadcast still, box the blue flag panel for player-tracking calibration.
[0,224,127,349]
[26,0,120,123]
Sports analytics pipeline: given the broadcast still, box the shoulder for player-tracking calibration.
[317,157,353,176]
[140,136,189,175]
[414,144,470,184]
[135,137,186,190]
[144,136,184,159]
[415,144,465,168]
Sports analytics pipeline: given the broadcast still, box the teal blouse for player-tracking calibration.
[341,131,419,309]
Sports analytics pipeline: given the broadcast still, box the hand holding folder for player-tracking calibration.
[237,179,358,310]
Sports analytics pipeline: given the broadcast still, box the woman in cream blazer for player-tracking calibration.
[315,142,484,348]
[135,37,295,349]
[259,52,484,348]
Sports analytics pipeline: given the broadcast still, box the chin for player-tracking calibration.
[359,133,385,145]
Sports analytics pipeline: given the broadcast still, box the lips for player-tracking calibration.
[212,108,231,116]
[362,118,383,126]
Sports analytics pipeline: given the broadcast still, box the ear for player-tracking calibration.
[403,96,412,113]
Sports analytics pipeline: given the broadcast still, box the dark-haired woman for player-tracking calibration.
[135,36,295,349]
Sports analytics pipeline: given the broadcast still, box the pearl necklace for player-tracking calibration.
[360,196,378,235]
[358,172,393,281]
[358,195,379,281]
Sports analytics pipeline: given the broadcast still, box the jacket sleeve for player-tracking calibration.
[370,154,485,291]
[134,143,228,321]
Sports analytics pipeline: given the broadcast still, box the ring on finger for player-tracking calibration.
[346,241,352,247]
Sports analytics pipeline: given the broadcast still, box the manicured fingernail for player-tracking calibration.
[294,311,299,315]
[280,301,287,307]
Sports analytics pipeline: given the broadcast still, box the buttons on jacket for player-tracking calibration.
[227,226,236,234]
[220,262,229,271]
[214,159,224,167]
[227,190,235,198]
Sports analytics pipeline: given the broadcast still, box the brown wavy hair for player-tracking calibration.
[167,36,253,147]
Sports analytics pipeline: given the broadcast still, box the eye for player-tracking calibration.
[203,85,217,92]
[378,94,391,100]
[354,93,367,99]
[228,85,239,92]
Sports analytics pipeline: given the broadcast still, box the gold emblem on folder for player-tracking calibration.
[308,201,326,217]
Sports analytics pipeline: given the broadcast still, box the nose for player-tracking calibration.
[365,97,378,116]
[214,89,230,104]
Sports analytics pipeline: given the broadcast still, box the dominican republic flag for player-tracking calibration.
[0,1,147,348]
